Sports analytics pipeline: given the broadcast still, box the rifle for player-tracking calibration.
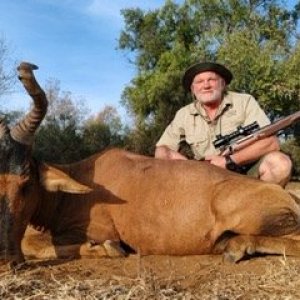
[178,110,300,160]
[214,110,300,156]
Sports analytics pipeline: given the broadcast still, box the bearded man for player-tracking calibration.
[155,62,292,187]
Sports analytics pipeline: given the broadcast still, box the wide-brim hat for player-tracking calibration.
[182,62,233,92]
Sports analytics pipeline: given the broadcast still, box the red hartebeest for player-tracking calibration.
[1,62,300,267]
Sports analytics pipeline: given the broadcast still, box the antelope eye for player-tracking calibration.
[20,180,34,196]
[14,176,32,197]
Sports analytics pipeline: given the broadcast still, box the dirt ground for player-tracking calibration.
[1,254,300,299]
[1,183,300,299]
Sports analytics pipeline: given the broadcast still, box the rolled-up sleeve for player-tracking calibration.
[244,95,270,127]
[156,110,185,151]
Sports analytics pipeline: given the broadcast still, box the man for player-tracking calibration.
[155,62,292,187]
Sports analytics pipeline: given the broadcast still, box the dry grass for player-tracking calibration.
[0,268,190,299]
[1,256,300,299]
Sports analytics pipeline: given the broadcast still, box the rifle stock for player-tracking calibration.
[221,110,300,156]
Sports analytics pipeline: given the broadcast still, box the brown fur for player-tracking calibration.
[19,148,300,262]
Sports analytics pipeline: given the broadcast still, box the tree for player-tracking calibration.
[0,109,24,126]
[118,0,300,155]
[44,78,89,127]
[34,79,89,163]
[82,105,125,156]
[32,78,127,163]
[0,37,15,99]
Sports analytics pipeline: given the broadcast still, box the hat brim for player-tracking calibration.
[182,62,233,92]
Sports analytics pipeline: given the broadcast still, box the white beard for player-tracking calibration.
[194,88,223,105]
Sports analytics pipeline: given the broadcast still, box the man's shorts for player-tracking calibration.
[238,159,262,178]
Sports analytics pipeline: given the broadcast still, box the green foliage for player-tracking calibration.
[34,117,84,164]
[118,0,300,155]
[82,106,125,156]
[33,79,87,163]
[281,137,300,178]
[33,82,126,163]
[81,122,112,156]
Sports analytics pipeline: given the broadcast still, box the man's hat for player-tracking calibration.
[182,62,233,92]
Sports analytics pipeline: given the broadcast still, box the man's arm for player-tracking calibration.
[206,136,280,168]
[155,145,188,160]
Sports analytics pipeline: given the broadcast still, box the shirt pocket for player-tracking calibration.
[185,134,209,159]
[220,119,244,136]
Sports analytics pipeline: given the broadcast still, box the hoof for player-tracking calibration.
[103,240,127,257]
[223,237,256,263]
[223,251,242,263]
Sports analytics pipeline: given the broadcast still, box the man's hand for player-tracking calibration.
[204,154,226,168]
[169,151,188,160]
[155,146,188,160]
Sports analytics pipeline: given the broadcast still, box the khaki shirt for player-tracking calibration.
[156,91,270,160]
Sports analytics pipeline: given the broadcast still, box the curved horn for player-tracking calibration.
[10,62,48,145]
[0,117,9,139]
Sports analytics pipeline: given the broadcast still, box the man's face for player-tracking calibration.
[191,71,226,105]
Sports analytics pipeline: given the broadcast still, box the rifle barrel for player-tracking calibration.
[221,110,300,155]
[259,110,300,136]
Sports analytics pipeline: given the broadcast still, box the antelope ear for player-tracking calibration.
[38,163,92,194]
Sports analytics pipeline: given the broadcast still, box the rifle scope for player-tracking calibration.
[213,121,260,149]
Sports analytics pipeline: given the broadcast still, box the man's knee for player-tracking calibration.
[259,151,292,186]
